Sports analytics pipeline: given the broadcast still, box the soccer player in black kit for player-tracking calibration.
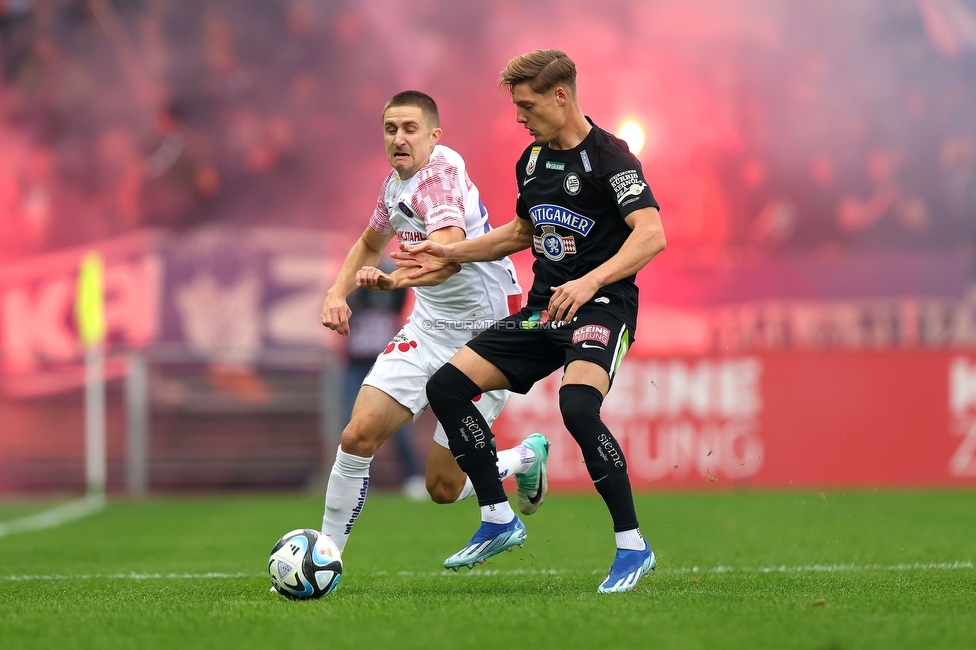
[394,49,667,593]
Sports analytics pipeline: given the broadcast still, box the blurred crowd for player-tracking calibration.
[733,0,976,258]
[0,0,399,260]
[0,0,974,270]
[634,0,976,269]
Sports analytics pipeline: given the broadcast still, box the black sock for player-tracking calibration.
[559,384,639,532]
[427,363,507,506]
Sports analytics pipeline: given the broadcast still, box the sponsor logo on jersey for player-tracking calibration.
[522,176,538,187]
[528,204,594,236]
[594,296,610,304]
[564,172,581,196]
[533,225,577,261]
[526,146,542,175]
[609,170,647,205]
[545,160,565,171]
[572,324,611,346]
[580,150,592,172]
[397,201,415,219]
[397,230,425,243]
[383,333,418,354]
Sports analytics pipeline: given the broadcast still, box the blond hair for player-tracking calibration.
[500,49,577,95]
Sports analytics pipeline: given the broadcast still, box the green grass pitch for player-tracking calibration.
[1,491,974,649]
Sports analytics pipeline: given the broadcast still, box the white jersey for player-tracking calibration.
[369,145,521,332]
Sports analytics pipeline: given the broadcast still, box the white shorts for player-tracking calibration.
[361,319,509,449]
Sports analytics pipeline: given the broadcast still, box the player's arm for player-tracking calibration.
[356,226,464,291]
[392,216,533,277]
[321,226,394,335]
[548,206,666,324]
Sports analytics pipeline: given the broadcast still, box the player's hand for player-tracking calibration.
[391,240,451,279]
[320,292,353,336]
[356,266,397,292]
[548,277,600,325]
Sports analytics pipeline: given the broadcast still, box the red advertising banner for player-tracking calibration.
[491,352,976,489]
[0,231,161,397]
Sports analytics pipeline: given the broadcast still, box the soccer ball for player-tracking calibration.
[268,528,342,599]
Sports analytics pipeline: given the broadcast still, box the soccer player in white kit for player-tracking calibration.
[319,91,550,556]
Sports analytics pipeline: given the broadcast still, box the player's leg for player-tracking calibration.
[560,359,655,592]
[425,441,467,503]
[424,431,546,505]
[477,389,550,513]
[424,389,547,506]
[426,348,511,510]
[321,385,413,552]
[323,322,434,551]
[426,346,528,569]
[428,312,563,569]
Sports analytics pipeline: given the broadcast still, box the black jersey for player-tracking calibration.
[514,117,659,326]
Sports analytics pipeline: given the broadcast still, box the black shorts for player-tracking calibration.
[466,305,635,394]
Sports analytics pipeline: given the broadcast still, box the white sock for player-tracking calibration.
[615,528,646,551]
[454,478,476,502]
[453,445,535,503]
[496,444,536,479]
[321,447,373,552]
[480,501,515,524]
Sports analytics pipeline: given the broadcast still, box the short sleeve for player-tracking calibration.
[368,176,394,234]
[605,165,659,218]
[515,190,530,221]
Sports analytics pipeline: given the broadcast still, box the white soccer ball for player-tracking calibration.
[268,528,342,599]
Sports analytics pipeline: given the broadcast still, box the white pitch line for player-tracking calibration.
[2,561,972,582]
[0,494,105,539]
[378,561,975,577]
[668,561,975,574]
[3,572,256,581]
